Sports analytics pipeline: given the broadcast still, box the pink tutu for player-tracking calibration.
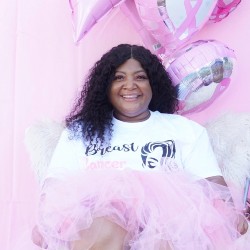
[37,169,244,250]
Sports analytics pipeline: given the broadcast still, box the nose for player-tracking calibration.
[123,77,137,90]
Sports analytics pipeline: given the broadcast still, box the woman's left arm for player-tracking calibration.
[206,175,249,235]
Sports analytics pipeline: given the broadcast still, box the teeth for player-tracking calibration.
[122,95,138,98]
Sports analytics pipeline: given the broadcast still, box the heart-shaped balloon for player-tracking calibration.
[209,0,241,22]
[165,40,236,114]
[69,0,124,43]
[134,0,218,55]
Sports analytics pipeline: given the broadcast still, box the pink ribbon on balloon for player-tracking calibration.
[134,0,218,55]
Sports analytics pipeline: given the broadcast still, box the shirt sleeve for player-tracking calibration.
[43,129,83,182]
[183,126,222,179]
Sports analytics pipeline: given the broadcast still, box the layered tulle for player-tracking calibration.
[37,168,244,250]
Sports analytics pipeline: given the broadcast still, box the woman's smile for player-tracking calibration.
[121,94,142,101]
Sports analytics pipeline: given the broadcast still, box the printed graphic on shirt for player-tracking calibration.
[84,156,126,170]
[141,140,176,169]
[83,140,177,171]
[85,143,139,156]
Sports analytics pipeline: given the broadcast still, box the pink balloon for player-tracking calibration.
[69,0,124,43]
[134,0,218,55]
[209,0,241,22]
[165,40,236,115]
[120,0,165,55]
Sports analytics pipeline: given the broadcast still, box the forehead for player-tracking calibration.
[116,58,144,72]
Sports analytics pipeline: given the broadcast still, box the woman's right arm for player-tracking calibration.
[32,128,82,248]
[32,225,48,249]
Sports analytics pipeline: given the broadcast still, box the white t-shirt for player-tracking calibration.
[45,111,222,181]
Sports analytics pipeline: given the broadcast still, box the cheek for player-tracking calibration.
[107,85,119,106]
[108,83,120,95]
[145,84,153,99]
[107,84,114,98]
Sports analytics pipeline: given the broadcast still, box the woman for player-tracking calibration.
[33,44,248,249]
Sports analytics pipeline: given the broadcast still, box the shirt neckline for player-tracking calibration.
[112,111,155,129]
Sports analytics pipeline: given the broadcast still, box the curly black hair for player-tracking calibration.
[66,44,179,145]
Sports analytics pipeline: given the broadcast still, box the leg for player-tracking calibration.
[72,217,127,250]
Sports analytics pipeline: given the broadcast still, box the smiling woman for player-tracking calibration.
[32,44,248,250]
[108,58,152,122]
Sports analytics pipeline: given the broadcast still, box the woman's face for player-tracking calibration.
[108,58,152,122]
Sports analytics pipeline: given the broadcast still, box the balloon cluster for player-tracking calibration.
[68,0,241,114]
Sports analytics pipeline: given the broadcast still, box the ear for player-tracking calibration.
[24,120,65,184]
[204,112,250,191]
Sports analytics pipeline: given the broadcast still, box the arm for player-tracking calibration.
[205,175,249,235]
[182,122,248,235]
[32,225,48,249]
[205,175,227,186]
[32,128,82,248]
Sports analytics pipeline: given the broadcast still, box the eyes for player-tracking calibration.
[113,73,148,82]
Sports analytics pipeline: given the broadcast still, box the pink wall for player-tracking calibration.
[0,0,249,249]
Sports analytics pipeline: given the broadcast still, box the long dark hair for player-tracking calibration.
[66,44,178,144]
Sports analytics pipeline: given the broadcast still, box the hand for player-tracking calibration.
[32,225,48,249]
[236,214,248,235]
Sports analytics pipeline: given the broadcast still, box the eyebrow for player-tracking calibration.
[115,70,146,74]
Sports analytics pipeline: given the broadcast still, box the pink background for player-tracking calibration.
[0,0,249,249]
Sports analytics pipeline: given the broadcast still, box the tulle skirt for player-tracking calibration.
[36,168,244,250]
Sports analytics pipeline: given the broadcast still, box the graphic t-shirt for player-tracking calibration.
[45,111,222,181]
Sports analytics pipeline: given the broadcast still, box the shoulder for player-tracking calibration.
[56,126,84,149]
[150,111,207,143]
[151,111,205,132]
